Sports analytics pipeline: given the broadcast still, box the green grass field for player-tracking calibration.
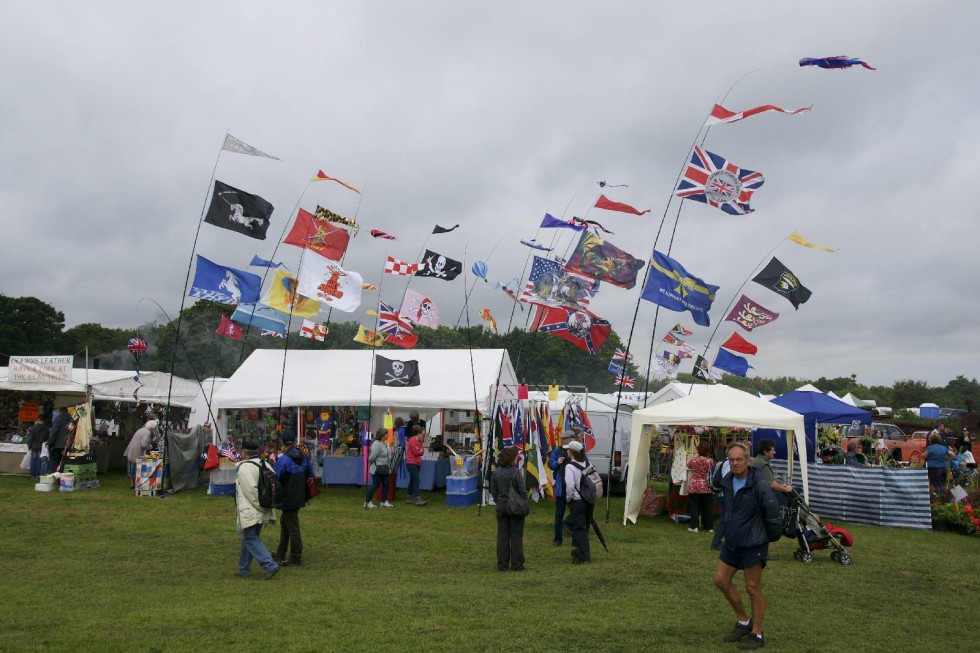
[1,472,976,653]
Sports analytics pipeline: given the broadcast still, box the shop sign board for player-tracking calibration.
[8,356,74,383]
[18,402,40,422]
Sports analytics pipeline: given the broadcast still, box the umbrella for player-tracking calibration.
[590,518,609,552]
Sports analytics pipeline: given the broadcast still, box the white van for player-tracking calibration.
[584,409,633,494]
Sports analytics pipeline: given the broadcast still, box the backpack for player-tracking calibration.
[248,460,283,510]
[572,461,603,504]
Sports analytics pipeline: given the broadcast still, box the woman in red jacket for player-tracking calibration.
[686,442,716,533]
[406,426,427,505]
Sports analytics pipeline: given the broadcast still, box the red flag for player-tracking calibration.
[283,208,350,260]
[216,316,243,340]
[385,332,418,349]
[721,332,758,355]
[705,103,811,125]
[312,170,360,194]
[530,305,611,355]
[369,228,397,240]
[594,194,650,216]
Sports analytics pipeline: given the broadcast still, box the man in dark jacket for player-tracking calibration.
[547,430,576,546]
[27,417,49,480]
[712,443,782,650]
[46,408,71,473]
[273,432,311,566]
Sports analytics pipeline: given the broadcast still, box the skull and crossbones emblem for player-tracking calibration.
[424,255,448,278]
[385,360,412,385]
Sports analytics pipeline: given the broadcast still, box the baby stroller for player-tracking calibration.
[783,489,853,565]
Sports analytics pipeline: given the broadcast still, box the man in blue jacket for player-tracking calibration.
[274,432,311,566]
[548,431,576,546]
[712,443,783,650]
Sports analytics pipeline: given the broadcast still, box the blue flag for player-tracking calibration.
[249,255,286,269]
[640,250,719,327]
[230,302,290,336]
[608,360,625,375]
[189,255,261,305]
[539,213,585,231]
[714,348,752,377]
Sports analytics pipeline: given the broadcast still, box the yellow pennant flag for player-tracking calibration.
[353,324,384,347]
[788,231,837,253]
[262,270,322,317]
[548,385,559,401]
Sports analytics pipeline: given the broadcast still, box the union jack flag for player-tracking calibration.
[384,256,419,276]
[612,347,632,361]
[614,374,636,389]
[377,301,400,334]
[674,146,765,215]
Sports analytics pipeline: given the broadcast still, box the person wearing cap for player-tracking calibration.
[274,431,312,566]
[235,446,279,580]
[548,430,577,546]
[123,418,159,487]
[563,439,591,564]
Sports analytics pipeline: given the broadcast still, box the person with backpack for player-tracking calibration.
[234,449,280,580]
[274,431,311,567]
[564,440,591,565]
[489,446,527,571]
[713,443,783,650]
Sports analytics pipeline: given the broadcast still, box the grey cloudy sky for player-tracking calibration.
[2,1,977,388]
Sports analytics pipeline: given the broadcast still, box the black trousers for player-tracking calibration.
[495,512,525,570]
[365,473,390,503]
[568,499,591,562]
[277,509,303,561]
[687,492,714,531]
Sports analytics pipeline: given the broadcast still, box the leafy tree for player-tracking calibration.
[62,323,133,367]
[890,379,933,409]
[938,375,980,409]
[0,295,66,364]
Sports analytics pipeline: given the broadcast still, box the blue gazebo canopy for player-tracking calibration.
[755,390,872,461]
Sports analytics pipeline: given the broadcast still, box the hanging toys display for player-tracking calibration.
[128,336,148,403]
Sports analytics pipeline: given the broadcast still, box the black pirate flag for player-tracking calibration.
[752,257,812,310]
[373,355,421,387]
[204,180,274,240]
[414,250,462,281]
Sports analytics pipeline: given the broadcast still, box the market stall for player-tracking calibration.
[214,348,519,488]
[624,384,808,524]
[761,389,872,462]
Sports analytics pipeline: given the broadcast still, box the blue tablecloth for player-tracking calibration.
[321,456,452,489]
[321,456,366,486]
[395,458,452,491]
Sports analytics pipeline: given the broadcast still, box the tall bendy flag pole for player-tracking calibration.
[601,71,769,522]
[163,133,279,449]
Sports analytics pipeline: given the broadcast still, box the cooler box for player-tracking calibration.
[446,474,478,494]
[446,489,478,507]
[209,482,235,496]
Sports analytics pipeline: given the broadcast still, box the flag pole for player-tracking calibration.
[602,71,759,521]
[161,137,227,454]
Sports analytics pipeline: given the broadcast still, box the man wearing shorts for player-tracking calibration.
[713,443,782,650]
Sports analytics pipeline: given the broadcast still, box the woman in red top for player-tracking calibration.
[686,442,715,533]
[406,426,427,506]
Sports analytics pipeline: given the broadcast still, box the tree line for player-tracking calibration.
[1,294,977,410]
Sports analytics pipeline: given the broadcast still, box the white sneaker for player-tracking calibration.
[687,527,698,533]
[364,501,377,509]
[380,501,393,508]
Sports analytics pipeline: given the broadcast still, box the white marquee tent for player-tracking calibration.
[623,384,808,524]
[0,367,199,408]
[214,349,519,415]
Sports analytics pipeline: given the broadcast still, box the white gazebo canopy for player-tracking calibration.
[623,384,808,524]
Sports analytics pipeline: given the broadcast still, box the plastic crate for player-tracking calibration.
[209,467,237,485]
[64,463,97,476]
[35,483,56,492]
[446,490,478,507]
[209,482,235,496]
[446,475,478,494]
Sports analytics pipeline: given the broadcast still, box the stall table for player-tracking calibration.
[321,455,452,489]
[0,442,29,475]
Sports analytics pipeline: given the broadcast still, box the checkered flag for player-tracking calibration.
[384,255,419,276]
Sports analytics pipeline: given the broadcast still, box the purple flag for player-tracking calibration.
[724,295,779,332]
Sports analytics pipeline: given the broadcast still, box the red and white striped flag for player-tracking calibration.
[705,103,811,125]
[384,255,419,276]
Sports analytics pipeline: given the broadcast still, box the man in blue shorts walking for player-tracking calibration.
[712,443,782,650]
